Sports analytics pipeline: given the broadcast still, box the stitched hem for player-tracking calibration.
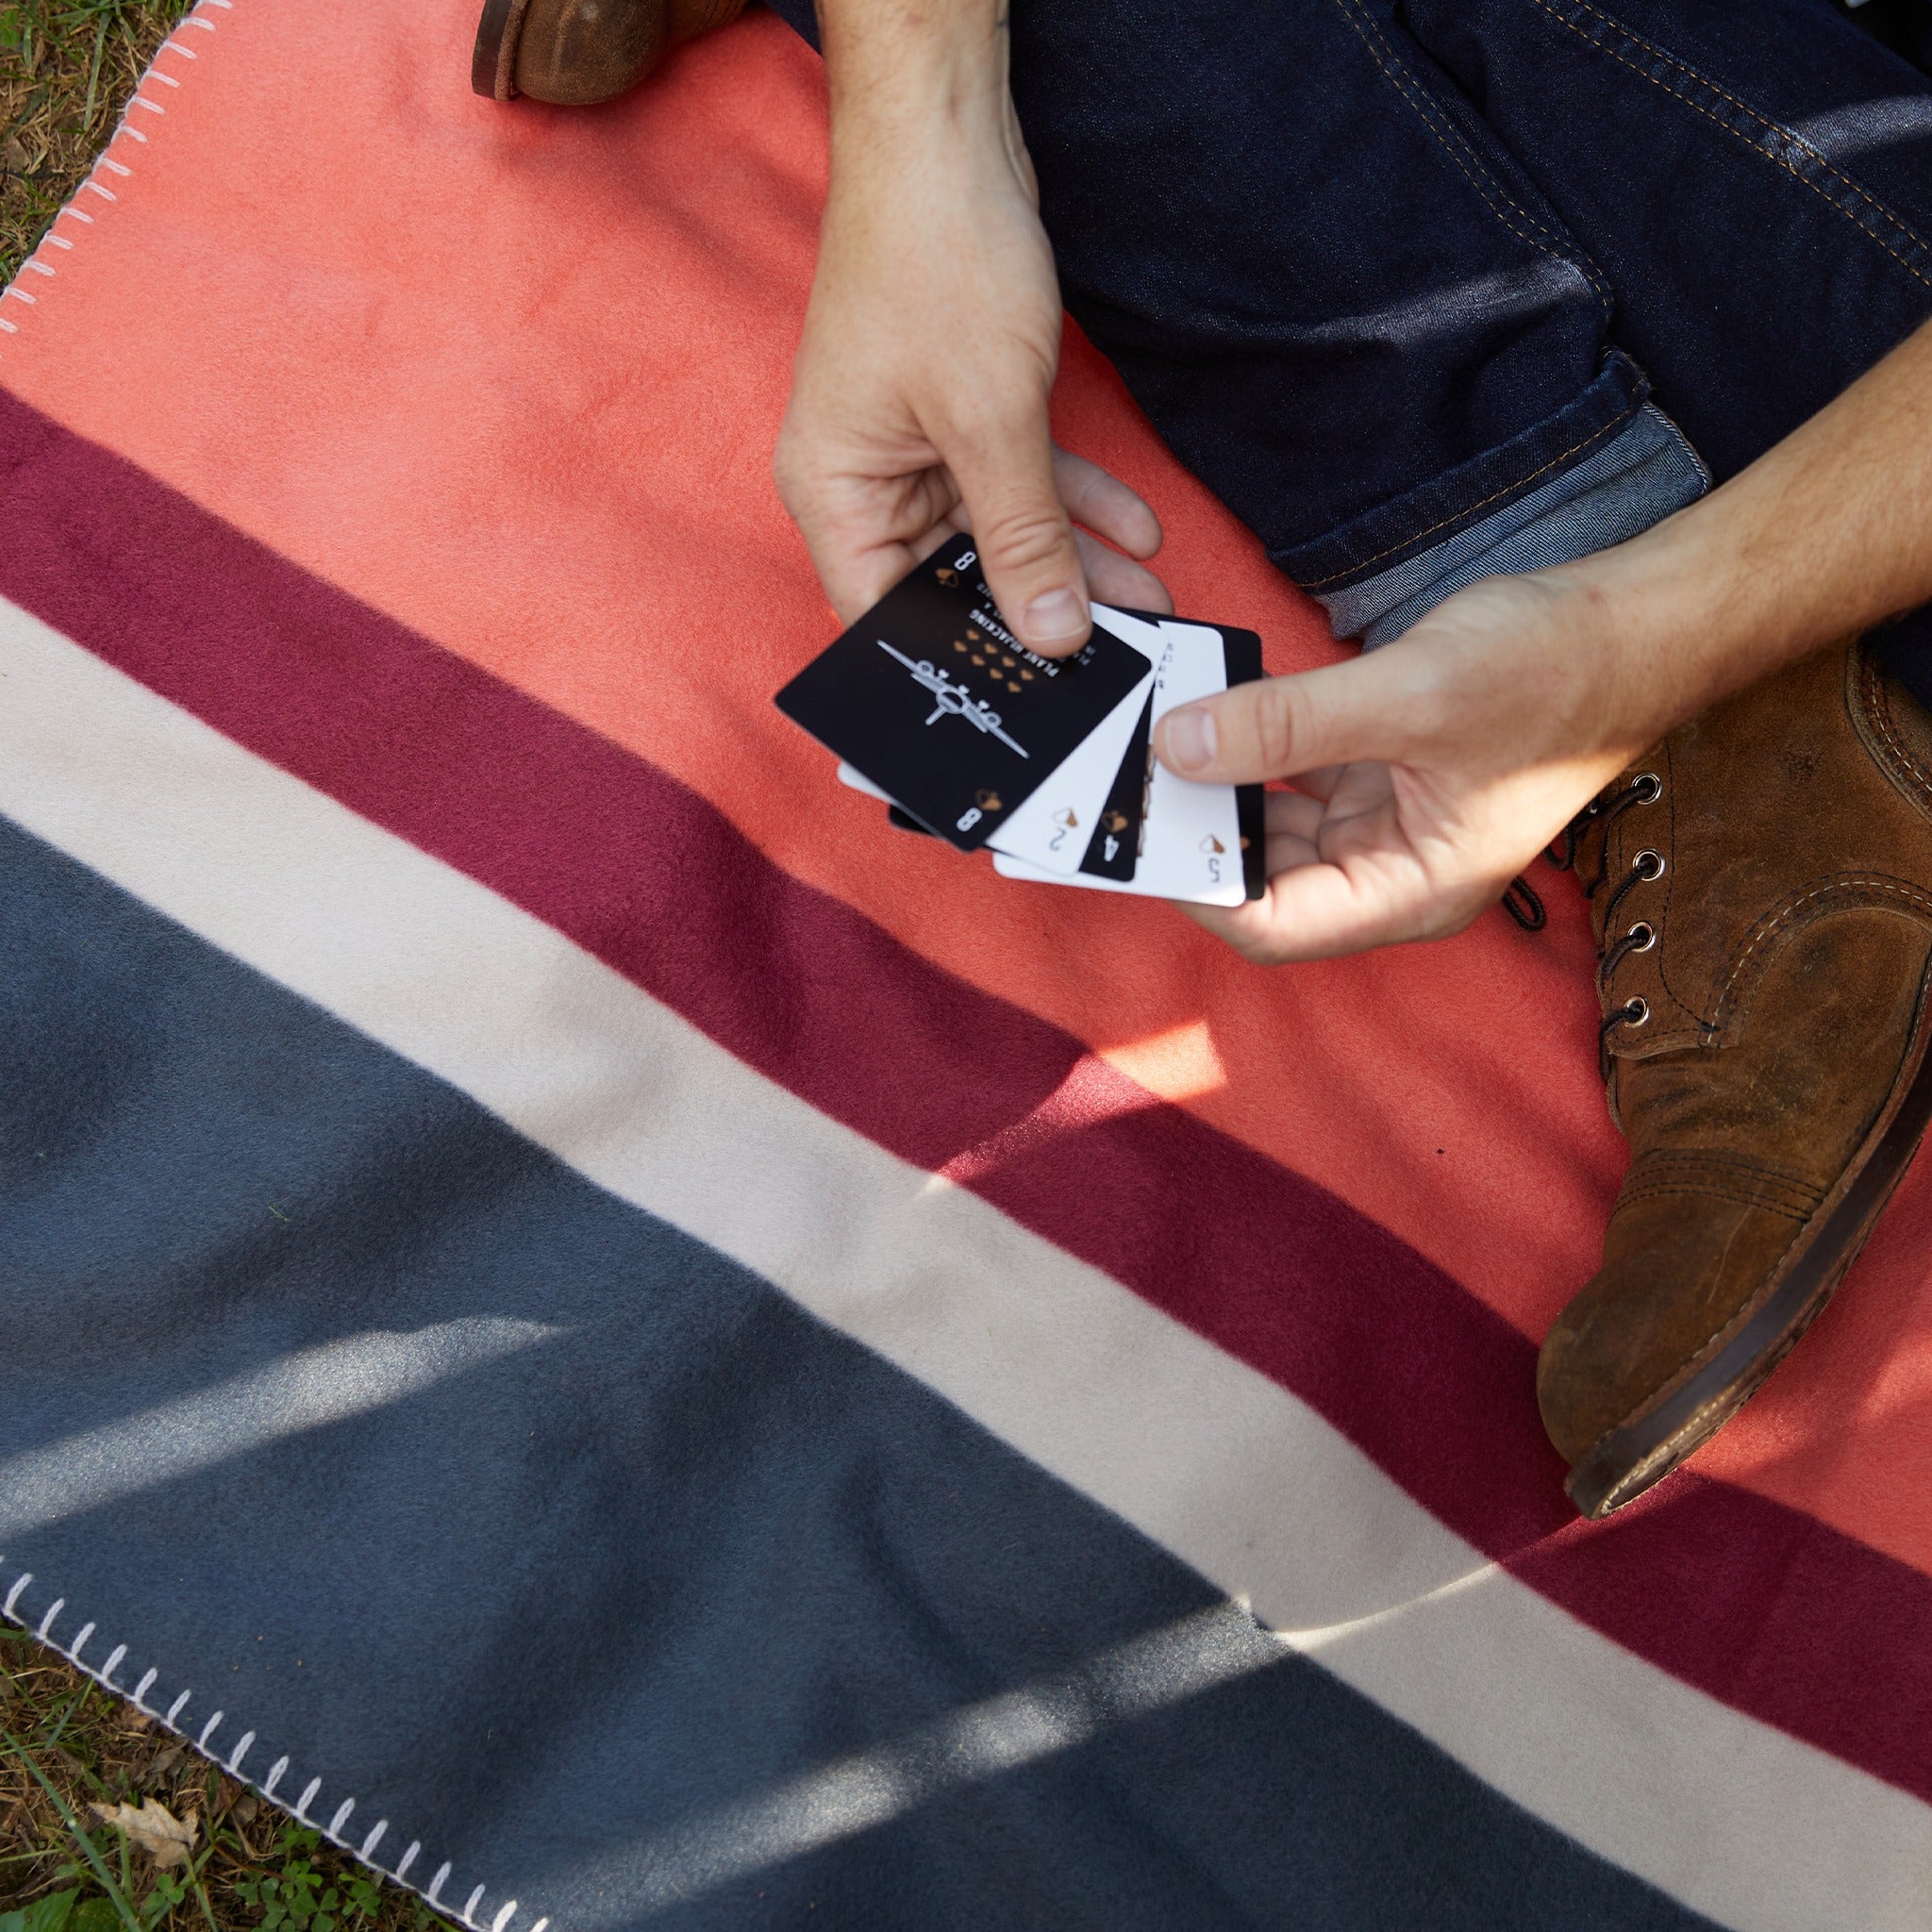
[0,1,230,350]
[1318,401,1707,644]
[1280,350,1649,590]
[1,1566,543,1930]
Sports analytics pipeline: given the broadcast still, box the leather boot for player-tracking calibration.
[1539,641,1932,1518]
[473,0,748,106]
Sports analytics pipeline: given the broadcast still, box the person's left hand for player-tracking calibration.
[1148,568,1697,962]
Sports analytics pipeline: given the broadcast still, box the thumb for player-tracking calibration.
[1154,648,1420,785]
[948,404,1091,657]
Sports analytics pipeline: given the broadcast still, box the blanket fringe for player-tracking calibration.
[0,0,233,349]
[2,1564,548,1932]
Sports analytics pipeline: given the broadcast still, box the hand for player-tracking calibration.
[1145,308,1932,966]
[774,39,1169,653]
[1149,571,1686,963]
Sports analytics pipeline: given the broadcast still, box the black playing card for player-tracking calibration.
[1219,626,1270,900]
[775,535,1156,855]
[1078,689,1153,881]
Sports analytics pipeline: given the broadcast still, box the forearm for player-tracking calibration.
[1569,316,1932,738]
[818,0,1008,157]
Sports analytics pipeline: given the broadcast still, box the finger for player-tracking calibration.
[1285,764,1346,804]
[1186,837,1497,965]
[946,402,1091,657]
[1186,858,1424,965]
[774,441,963,622]
[1053,448,1162,560]
[1263,788,1324,844]
[1074,528,1174,616]
[1152,645,1421,785]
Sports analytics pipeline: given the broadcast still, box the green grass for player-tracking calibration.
[0,1,195,283]
[1,1629,449,1927]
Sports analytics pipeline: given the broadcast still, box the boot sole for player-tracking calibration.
[473,0,531,101]
[1567,958,1932,1520]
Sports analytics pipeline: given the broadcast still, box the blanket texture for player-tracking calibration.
[3,5,1930,1927]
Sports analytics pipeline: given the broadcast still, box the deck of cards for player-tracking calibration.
[774,535,1265,906]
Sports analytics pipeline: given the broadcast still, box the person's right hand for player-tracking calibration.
[774,34,1169,655]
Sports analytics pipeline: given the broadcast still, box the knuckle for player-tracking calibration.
[1250,680,1305,775]
[978,502,1074,574]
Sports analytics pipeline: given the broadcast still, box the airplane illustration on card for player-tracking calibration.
[875,640,1030,758]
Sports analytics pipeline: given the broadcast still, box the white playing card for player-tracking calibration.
[836,760,896,805]
[993,618,1248,907]
[984,608,1155,875]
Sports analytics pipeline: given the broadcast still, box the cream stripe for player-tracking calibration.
[3,599,1928,1930]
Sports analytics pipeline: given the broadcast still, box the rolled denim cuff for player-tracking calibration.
[1315,403,1709,646]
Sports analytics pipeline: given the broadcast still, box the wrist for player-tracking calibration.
[822,0,1008,143]
[1547,504,1775,747]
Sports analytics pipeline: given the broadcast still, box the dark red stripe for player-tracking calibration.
[4,388,1928,1802]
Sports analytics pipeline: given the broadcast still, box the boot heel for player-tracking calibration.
[473,0,531,102]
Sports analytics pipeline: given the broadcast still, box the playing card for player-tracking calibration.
[993,617,1267,905]
[775,536,1156,854]
[1078,687,1155,881]
[984,608,1156,874]
[836,761,893,804]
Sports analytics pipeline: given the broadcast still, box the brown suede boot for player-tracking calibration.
[473,0,749,106]
[1539,641,1932,1519]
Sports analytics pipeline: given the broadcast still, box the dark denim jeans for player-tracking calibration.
[766,0,1932,684]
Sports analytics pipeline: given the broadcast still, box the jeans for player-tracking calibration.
[766,0,1932,691]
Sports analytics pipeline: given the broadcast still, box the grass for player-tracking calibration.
[1,1630,449,1928]
[0,0,193,284]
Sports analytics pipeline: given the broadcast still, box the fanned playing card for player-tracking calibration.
[994,617,1268,904]
[776,536,1155,853]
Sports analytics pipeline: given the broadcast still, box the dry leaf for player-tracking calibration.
[230,1792,260,1828]
[2,137,27,175]
[91,1798,198,1868]
[113,1706,154,1736]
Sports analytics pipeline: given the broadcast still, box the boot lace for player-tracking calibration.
[1507,772,1664,1074]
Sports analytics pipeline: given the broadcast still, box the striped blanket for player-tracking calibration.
[3,5,1929,1926]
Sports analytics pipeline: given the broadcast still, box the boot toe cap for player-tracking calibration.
[1538,1187,1806,1467]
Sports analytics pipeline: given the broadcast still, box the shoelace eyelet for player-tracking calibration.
[1634,772,1662,804]
[1627,920,1657,953]
[1632,848,1665,881]
[1623,996,1650,1026]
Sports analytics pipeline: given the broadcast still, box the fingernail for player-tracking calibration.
[1021,588,1088,645]
[1162,706,1216,774]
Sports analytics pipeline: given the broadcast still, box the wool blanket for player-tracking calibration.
[3,5,1930,1927]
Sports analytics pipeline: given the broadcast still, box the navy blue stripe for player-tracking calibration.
[0,816,1713,1932]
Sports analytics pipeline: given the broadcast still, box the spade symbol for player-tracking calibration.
[1054,808,1079,829]
[1102,809,1128,833]
[1200,835,1226,856]
[976,790,1004,812]
[937,567,959,586]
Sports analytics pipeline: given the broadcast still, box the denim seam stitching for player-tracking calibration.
[1524,0,1932,291]
[1324,0,1614,319]
[1298,403,1633,588]
[1540,0,1932,260]
[1644,403,1711,490]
